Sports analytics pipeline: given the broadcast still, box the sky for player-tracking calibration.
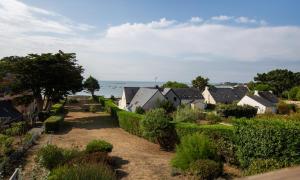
[0,0,300,83]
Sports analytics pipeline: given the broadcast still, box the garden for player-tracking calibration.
[101,96,300,179]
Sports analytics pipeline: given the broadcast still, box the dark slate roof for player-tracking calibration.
[0,100,23,125]
[172,88,203,100]
[247,95,275,107]
[257,91,278,104]
[124,87,140,104]
[129,88,162,110]
[209,86,248,104]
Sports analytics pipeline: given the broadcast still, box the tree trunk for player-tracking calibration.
[35,93,43,112]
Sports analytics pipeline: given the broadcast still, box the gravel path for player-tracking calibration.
[48,112,182,180]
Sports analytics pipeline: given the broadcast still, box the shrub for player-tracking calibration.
[0,134,14,156]
[175,123,237,164]
[171,133,218,170]
[50,103,64,115]
[287,104,297,113]
[157,100,176,113]
[117,111,143,136]
[206,104,216,110]
[67,98,79,104]
[288,86,300,100]
[217,104,257,118]
[48,164,116,180]
[277,101,290,114]
[234,118,300,168]
[4,122,27,136]
[44,115,64,133]
[104,99,122,119]
[86,140,113,154]
[135,106,145,114]
[244,159,283,176]
[174,106,205,123]
[141,109,176,150]
[297,91,300,101]
[189,159,222,180]
[38,111,50,121]
[205,112,222,124]
[37,145,65,169]
[89,105,97,113]
[98,96,105,106]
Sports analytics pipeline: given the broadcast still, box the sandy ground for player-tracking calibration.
[22,111,183,180]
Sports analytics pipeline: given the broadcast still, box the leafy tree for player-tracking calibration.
[288,86,300,100]
[0,51,84,111]
[83,76,100,97]
[192,76,209,91]
[254,69,300,95]
[157,100,175,113]
[161,81,189,88]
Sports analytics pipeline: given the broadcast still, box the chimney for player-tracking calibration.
[254,90,259,96]
[205,86,209,91]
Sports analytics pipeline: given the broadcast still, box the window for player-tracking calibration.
[173,97,177,101]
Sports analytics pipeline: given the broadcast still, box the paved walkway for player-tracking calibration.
[239,166,300,180]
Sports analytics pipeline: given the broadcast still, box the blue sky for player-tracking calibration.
[1,0,300,83]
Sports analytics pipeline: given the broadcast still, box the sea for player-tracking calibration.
[76,81,165,98]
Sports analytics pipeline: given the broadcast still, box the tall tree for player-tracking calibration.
[0,51,84,111]
[192,76,209,91]
[161,81,189,88]
[254,69,299,95]
[83,76,100,97]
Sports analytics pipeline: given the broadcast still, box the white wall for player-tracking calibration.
[238,96,266,114]
[191,100,206,110]
[202,88,216,104]
[143,91,166,111]
[118,90,127,110]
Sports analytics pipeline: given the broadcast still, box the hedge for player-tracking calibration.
[103,99,122,119]
[175,123,238,164]
[44,115,64,133]
[50,103,64,115]
[117,111,143,137]
[217,104,257,118]
[234,118,300,168]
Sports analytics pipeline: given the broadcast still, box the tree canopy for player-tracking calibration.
[0,51,84,111]
[161,81,189,88]
[254,69,300,95]
[192,76,209,91]
[83,76,100,96]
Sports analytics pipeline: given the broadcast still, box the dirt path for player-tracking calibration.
[46,111,181,180]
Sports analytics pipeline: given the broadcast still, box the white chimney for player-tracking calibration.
[254,90,259,96]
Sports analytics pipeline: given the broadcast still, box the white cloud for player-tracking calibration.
[0,0,299,81]
[235,16,257,24]
[190,16,203,23]
[211,15,233,21]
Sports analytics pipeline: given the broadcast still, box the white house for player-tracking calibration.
[127,88,166,112]
[202,85,248,104]
[238,91,278,114]
[118,87,139,110]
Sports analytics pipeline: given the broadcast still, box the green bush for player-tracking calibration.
[175,123,237,165]
[37,145,65,169]
[234,118,300,168]
[205,112,222,124]
[135,106,145,114]
[117,111,143,136]
[244,159,283,176]
[98,96,105,106]
[67,98,79,104]
[171,133,218,170]
[104,99,122,119]
[217,104,257,118]
[174,106,205,123]
[89,105,97,113]
[277,101,290,114]
[4,122,27,136]
[141,109,176,150]
[50,103,64,115]
[44,115,64,133]
[157,100,176,113]
[288,86,300,100]
[0,134,14,156]
[189,159,222,180]
[48,164,116,180]
[86,140,113,154]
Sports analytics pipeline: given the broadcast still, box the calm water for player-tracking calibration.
[76,81,165,98]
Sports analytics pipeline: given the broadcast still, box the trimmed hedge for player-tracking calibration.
[44,115,64,133]
[50,103,64,115]
[234,118,300,168]
[175,123,238,164]
[117,111,143,137]
[104,99,122,119]
[217,104,257,118]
